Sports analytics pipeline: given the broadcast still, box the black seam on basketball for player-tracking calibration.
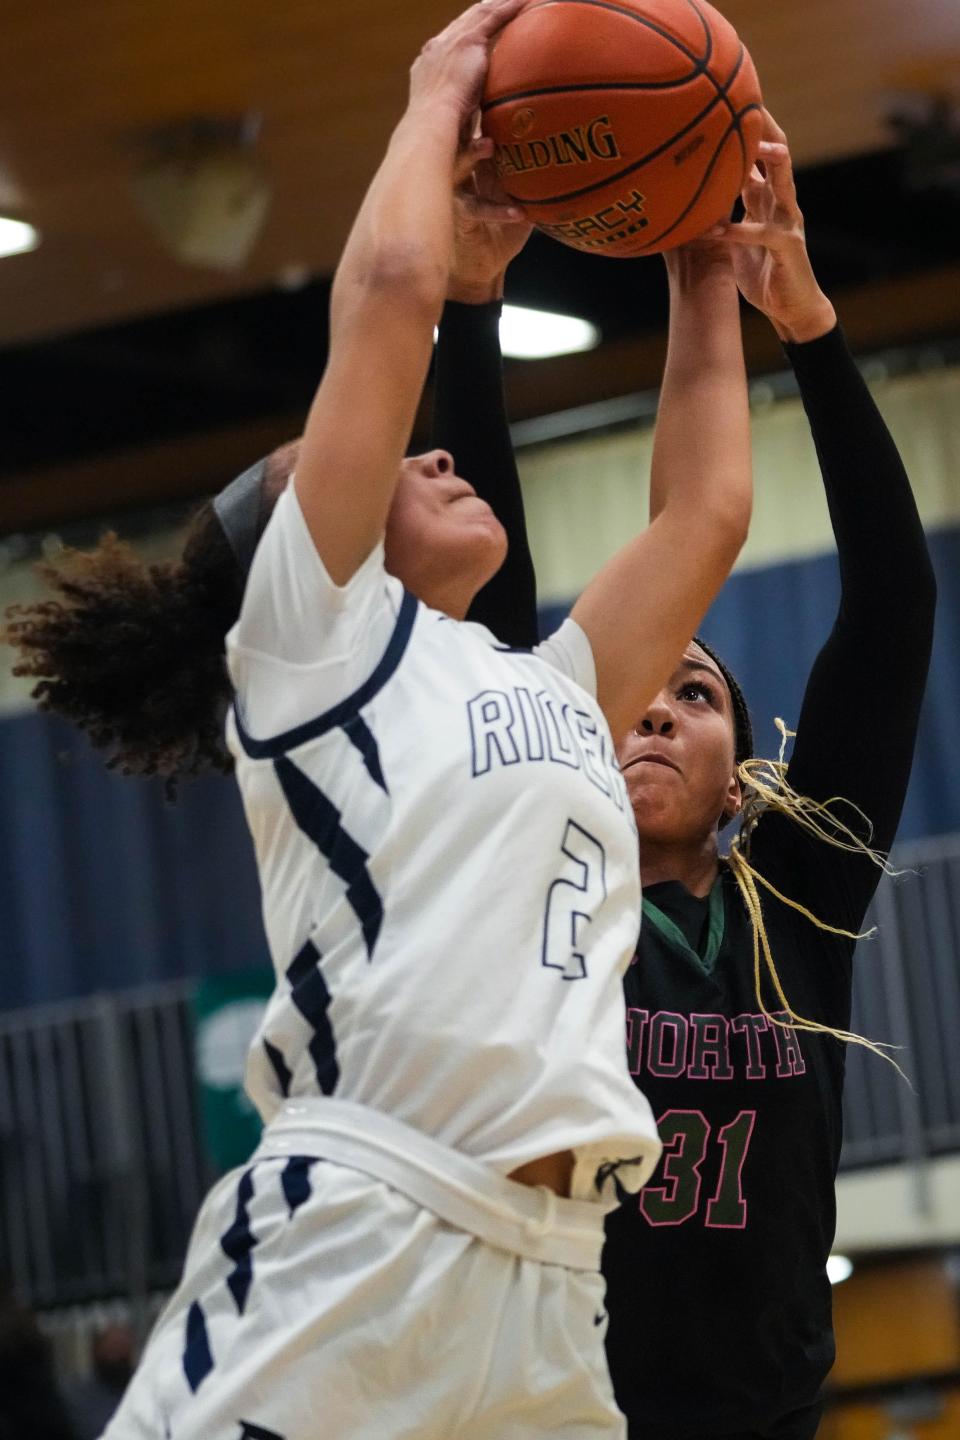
[492,9,750,210]
[730,101,762,184]
[631,103,762,253]
[711,43,753,192]
[516,86,726,207]
[682,0,712,67]
[560,117,742,256]
[680,0,746,129]
[482,73,707,113]
[633,119,743,252]
[714,41,746,123]
[501,0,712,70]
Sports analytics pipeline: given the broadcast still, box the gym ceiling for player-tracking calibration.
[3,0,960,533]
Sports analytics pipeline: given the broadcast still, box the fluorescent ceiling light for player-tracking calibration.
[827,1254,854,1285]
[499,304,599,361]
[0,217,39,258]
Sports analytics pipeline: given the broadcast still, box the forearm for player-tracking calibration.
[331,106,459,332]
[572,257,751,737]
[296,106,460,582]
[433,300,539,644]
[783,327,936,857]
[649,256,752,539]
[786,326,936,623]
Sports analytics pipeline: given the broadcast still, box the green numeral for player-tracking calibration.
[640,1110,756,1229]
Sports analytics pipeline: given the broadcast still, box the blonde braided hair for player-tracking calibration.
[726,718,907,1078]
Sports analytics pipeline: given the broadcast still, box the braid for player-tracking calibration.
[726,718,906,1078]
[694,641,905,1077]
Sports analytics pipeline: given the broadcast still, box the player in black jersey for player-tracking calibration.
[433,113,936,1440]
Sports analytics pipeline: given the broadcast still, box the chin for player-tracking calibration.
[466,519,508,586]
[630,792,695,843]
[630,797,670,835]
[634,818,677,845]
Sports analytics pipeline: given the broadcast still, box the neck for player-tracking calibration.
[432,586,471,620]
[639,831,721,898]
[408,574,476,621]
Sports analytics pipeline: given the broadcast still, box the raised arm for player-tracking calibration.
[432,145,538,645]
[293,0,526,584]
[719,113,936,914]
[572,245,752,739]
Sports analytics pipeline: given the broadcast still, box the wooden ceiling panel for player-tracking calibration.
[728,0,960,158]
[0,0,957,348]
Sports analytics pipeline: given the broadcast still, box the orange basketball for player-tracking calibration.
[481,0,763,258]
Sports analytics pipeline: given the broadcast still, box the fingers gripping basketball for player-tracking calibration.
[410,0,529,120]
[481,0,763,257]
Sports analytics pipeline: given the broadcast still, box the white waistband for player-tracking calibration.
[255,1097,608,1271]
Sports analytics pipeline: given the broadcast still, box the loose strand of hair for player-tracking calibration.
[727,717,911,1084]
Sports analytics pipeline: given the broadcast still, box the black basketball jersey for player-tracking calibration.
[603,821,853,1440]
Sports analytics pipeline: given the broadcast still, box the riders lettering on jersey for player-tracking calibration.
[467,685,627,813]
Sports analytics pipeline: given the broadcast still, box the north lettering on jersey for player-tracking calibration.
[627,1007,807,1082]
[467,685,627,811]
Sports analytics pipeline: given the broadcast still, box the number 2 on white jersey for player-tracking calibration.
[542,820,607,981]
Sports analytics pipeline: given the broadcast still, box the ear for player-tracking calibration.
[721,771,743,825]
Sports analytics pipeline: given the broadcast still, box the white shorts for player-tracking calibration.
[103,1103,626,1440]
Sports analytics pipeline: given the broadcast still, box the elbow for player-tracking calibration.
[691,492,752,564]
[886,544,938,627]
[342,240,447,317]
[661,462,752,560]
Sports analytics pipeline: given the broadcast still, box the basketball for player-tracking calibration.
[481,0,763,258]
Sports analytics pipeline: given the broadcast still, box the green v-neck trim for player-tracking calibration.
[641,876,726,973]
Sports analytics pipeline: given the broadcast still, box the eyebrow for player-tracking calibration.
[678,657,725,684]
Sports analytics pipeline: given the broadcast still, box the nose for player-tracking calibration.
[635,695,675,737]
[417,449,454,478]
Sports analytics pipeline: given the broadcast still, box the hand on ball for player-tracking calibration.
[409,0,528,127]
[710,111,837,344]
[448,134,533,303]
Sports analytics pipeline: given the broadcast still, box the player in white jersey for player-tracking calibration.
[8,3,752,1435]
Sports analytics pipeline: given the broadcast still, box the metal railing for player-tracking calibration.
[1,833,958,1316]
[0,982,206,1325]
[842,833,960,1168]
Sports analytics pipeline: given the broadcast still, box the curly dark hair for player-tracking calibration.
[3,442,300,796]
[3,502,243,797]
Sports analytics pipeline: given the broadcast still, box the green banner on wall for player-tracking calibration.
[193,971,275,1174]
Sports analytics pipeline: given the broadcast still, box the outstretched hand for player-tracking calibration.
[409,0,528,129]
[448,133,533,302]
[710,111,837,344]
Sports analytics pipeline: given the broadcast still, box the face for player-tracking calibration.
[384,450,507,615]
[616,643,742,845]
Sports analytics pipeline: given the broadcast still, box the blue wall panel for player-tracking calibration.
[0,715,268,1009]
[2,526,956,1009]
[541,524,960,845]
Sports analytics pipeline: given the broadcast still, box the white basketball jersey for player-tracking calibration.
[225,484,660,1196]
